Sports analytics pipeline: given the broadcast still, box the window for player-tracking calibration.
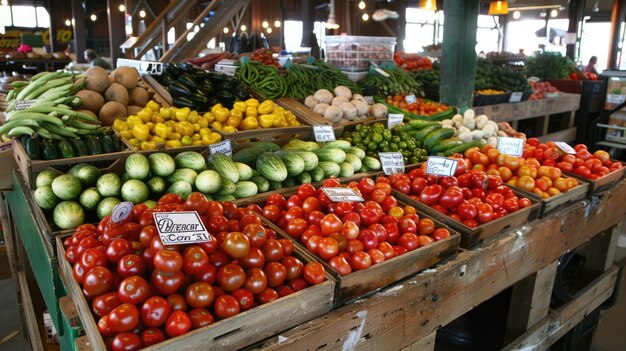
[0,6,11,27]
[0,5,50,28]
[12,6,37,27]
[36,7,49,28]
[167,27,176,45]
[284,20,303,52]
[404,8,443,53]
[475,15,500,54]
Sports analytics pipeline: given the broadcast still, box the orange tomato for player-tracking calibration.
[486,148,500,163]
[498,167,513,181]
[464,147,481,159]
[547,187,561,196]
[553,178,569,192]
[534,178,549,192]
[566,178,579,188]
[496,153,507,167]
[503,156,521,171]
[593,150,611,164]
[403,205,417,215]
[486,169,500,176]
[517,175,535,192]
[517,166,537,178]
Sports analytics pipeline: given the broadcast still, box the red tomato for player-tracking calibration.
[194,263,218,285]
[432,228,451,241]
[297,183,317,199]
[417,218,435,236]
[475,203,494,223]
[185,282,215,308]
[285,218,308,239]
[358,178,376,194]
[283,207,304,222]
[264,261,288,287]
[383,222,400,244]
[303,262,326,284]
[346,239,364,255]
[457,201,477,219]
[262,239,284,262]
[359,230,379,250]
[151,270,185,295]
[231,288,255,311]
[484,193,504,211]
[360,206,383,227]
[367,249,386,264]
[575,166,592,178]
[320,213,342,236]
[80,246,108,272]
[221,232,250,259]
[217,263,246,292]
[244,268,268,294]
[503,198,520,213]
[439,188,464,209]
[153,250,183,273]
[420,184,443,205]
[349,252,372,271]
[108,303,140,333]
[256,287,279,305]
[397,233,419,251]
[240,247,265,269]
[92,292,122,319]
[214,295,240,319]
[166,293,188,311]
[83,266,115,297]
[188,308,215,329]
[141,328,166,347]
[141,296,171,328]
[118,276,151,304]
[316,237,339,260]
[278,238,294,256]
[328,256,352,275]
[262,204,281,223]
[186,192,209,214]
[165,310,191,337]
[286,195,303,209]
[111,332,142,351]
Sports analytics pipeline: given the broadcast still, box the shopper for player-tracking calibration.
[84,48,111,70]
[584,56,599,75]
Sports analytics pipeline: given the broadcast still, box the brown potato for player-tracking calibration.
[74,89,105,114]
[111,66,139,89]
[104,83,130,105]
[126,105,142,116]
[84,66,111,93]
[99,101,127,126]
[128,87,149,107]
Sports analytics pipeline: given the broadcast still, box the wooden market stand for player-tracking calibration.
[1,167,624,350]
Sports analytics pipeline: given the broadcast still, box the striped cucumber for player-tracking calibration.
[408,119,440,130]
[424,128,455,150]
[429,138,464,153]
[414,124,442,142]
[443,140,485,156]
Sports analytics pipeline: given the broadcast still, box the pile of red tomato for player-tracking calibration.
[522,138,622,180]
[259,179,451,275]
[63,192,325,350]
[456,145,580,199]
[394,51,433,70]
[384,94,450,116]
[249,48,280,67]
[392,166,532,228]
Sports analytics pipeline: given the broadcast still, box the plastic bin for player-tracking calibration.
[324,36,396,71]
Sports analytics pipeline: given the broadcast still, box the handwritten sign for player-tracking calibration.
[509,92,523,103]
[426,156,458,177]
[554,141,576,154]
[15,100,37,110]
[153,211,212,245]
[209,139,233,157]
[111,202,133,223]
[313,125,336,142]
[378,152,405,175]
[387,113,404,129]
[320,187,364,202]
[117,58,163,75]
[497,137,524,157]
[404,94,417,104]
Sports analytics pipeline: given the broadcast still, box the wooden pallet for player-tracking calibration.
[252,189,461,306]
[55,234,335,351]
[394,189,541,249]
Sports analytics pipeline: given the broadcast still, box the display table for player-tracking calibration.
[2,170,625,351]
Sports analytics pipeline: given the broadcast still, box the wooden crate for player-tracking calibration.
[393,189,541,249]
[55,234,335,351]
[276,97,387,128]
[512,181,590,216]
[253,190,461,306]
[141,74,172,107]
[12,137,132,190]
[566,161,626,195]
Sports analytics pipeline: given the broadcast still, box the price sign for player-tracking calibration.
[426,156,458,177]
[509,92,523,103]
[111,202,133,223]
[404,94,417,104]
[313,125,336,142]
[321,187,364,202]
[209,139,233,157]
[117,58,164,75]
[387,113,404,129]
[554,141,576,154]
[153,211,213,245]
[607,94,626,105]
[378,152,405,175]
[497,137,524,156]
[15,100,37,110]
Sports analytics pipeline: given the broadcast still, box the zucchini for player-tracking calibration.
[414,124,442,142]
[424,128,455,150]
[443,140,485,156]
[408,119,441,130]
[430,138,464,153]
[58,140,76,158]
[72,138,89,157]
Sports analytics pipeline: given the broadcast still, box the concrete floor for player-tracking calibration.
[0,278,29,351]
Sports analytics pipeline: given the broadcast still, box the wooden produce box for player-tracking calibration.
[12,136,132,190]
[566,163,626,195]
[276,97,387,128]
[393,189,541,249]
[55,234,335,351]
[254,191,461,306]
[0,142,16,190]
[511,180,590,217]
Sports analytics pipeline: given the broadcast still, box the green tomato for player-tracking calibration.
[367,141,378,152]
[389,143,399,151]
[382,129,392,141]
[398,141,408,150]
[372,133,383,143]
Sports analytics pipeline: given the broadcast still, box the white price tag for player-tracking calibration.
[111,201,134,223]
[321,187,364,202]
[497,137,524,157]
[313,125,336,142]
[554,141,576,154]
[209,139,233,157]
[378,152,405,175]
[153,211,213,245]
[509,92,523,103]
[363,96,375,104]
[404,94,417,104]
[387,113,404,129]
[116,58,164,75]
[15,100,37,110]
[607,94,626,104]
[426,156,458,177]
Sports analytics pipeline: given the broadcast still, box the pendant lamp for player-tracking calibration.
[488,1,508,15]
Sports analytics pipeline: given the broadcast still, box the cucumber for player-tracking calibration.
[282,177,297,187]
[310,167,325,182]
[250,176,270,193]
[256,152,288,182]
[323,140,351,151]
[234,181,258,198]
[424,128,455,150]
[430,139,464,153]
[207,153,239,183]
[415,124,442,142]
[314,148,346,164]
[213,194,236,202]
[275,151,305,176]
[443,140,485,156]
[339,162,355,177]
[346,147,366,160]
[318,161,341,178]
[408,119,440,130]
[297,171,312,184]
[293,151,319,171]
[362,156,381,171]
[232,147,266,167]
[217,178,236,195]
[269,180,283,190]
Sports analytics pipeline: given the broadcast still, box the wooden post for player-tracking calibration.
[607,0,626,69]
[566,0,586,60]
[584,223,621,274]
[440,0,479,107]
[71,0,87,63]
[107,0,125,69]
[504,260,559,343]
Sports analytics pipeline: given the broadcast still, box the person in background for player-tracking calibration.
[584,56,599,75]
[84,49,111,70]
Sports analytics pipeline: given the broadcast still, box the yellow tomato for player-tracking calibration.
[112,119,127,132]
[192,134,201,141]
[245,106,258,118]
[181,135,193,146]
[165,140,183,148]
[211,121,224,130]
[168,132,182,140]
[137,108,153,123]
[128,138,141,147]
[223,125,237,133]
[207,132,222,143]
[126,116,143,129]
[201,135,212,145]
[245,98,260,108]
[233,101,247,113]
[159,107,171,119]
[151,136,165,143]
[240,117,259,130]
[197,117,209,128]
[153,115,165,124]
[187,111,199,123]
[193,124,201,132]
[146,100,160,112]
[192,140,203,146]
[202,112,215,124]
[145,121,155,132]
[258,100,275,115]
[272,115,288,128]
[140,141,158,150]
[226,116,241,128]
[175,107,190,122]
[199,127,211,136]
[274,106,286,115]
[132,124,150,141]
[175,121,194,136]
[259,114,275,128]
[119,130,133,140]
[213,107,229,123]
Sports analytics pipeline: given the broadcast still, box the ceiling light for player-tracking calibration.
[139,10,146,18]
[488,1,508,15]
[358,1,366,10]
[418,0,437,11]
[65,19,71,26]
[240,24,247,31]
[118,4,125,12]
[223,27,229,33]
[90,14,97,22]
[550,9,558,17]
[593,1,600,13]
[0,0,7,6]
[512,10,520,19]
[362,13,369,21]
[262,20,269,28]
[326,0,339,29]
[266,27,273,34]
[274,20,281,27]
